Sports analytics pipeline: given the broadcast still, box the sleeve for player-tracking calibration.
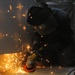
[32,31,43,51]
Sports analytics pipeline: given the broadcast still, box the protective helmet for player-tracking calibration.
[27,5,52,26]
[27,3,57,36]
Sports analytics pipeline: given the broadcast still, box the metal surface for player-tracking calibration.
[0,67,75,75]
[0,0,35,54]
[0,53,75,75]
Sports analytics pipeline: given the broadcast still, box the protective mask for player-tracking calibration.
[33,15,57,36]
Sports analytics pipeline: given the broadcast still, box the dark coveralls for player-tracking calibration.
[26,6,75,66]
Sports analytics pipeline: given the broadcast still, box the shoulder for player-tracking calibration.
[51,8,70,23]
[52,8,67,16]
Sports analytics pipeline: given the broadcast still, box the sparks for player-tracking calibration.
[26,45,31,50]
[0,53,26,73]
[44,44,47,47]
[46,59,50,63]
[17,4,23,10]
[50,71,54,75]
[12,16,16,18]
[10,5,13,10]
[22,14,26,17]
[30,16,32,19]
[23,26,26,31]
[5,34,8,36]
[7,10,10,12]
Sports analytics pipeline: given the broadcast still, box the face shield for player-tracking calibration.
[33,15,57,36]
[27,5,57,36]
